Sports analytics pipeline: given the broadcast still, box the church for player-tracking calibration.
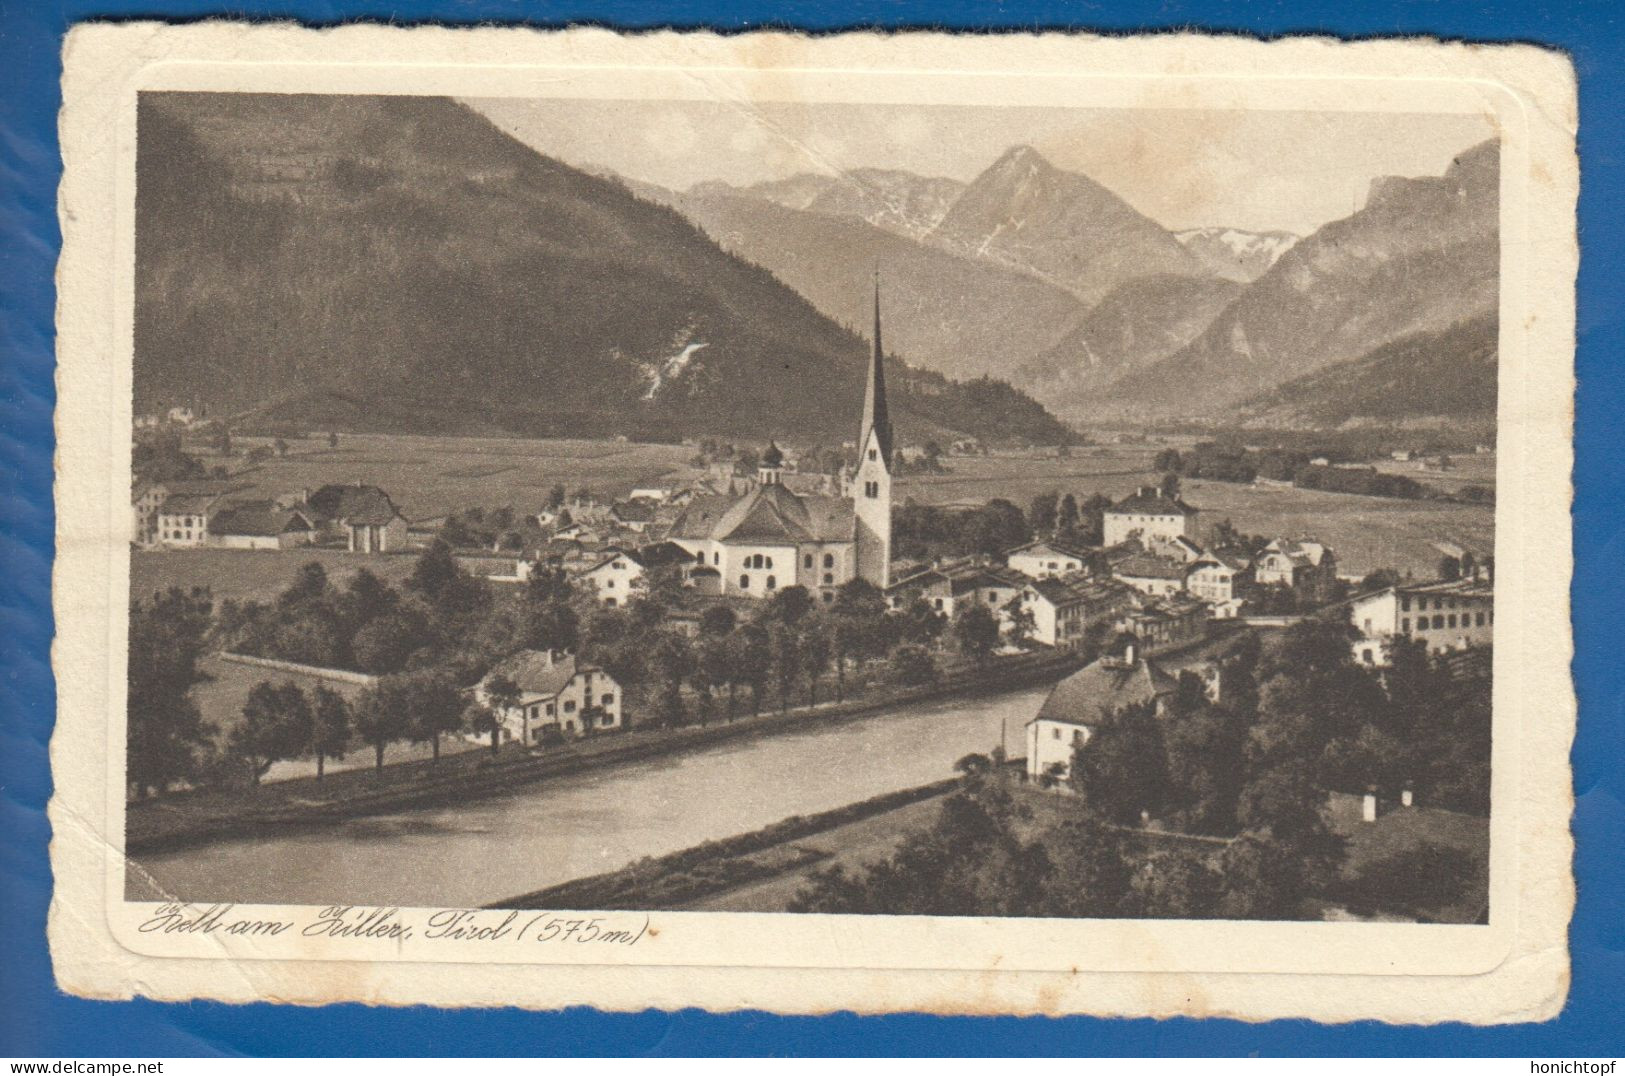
[667,279,893,602]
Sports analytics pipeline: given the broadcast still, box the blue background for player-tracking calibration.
[2,0,1620,1057]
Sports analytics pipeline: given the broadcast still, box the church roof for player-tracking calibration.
[668,484,853,545]
[862,277,894,465]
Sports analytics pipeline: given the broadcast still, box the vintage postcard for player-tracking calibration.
[50,23,1576,1021]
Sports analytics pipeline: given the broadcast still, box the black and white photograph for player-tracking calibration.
[118,82,1503,929]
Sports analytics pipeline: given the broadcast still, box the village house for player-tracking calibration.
[306,483,409,553]
[1348,577,1494,666]
[1252,538,1339,601]
[1018,577,1137,651]
[1116,597,1207,654]
[1102,487,1198,548]
[609,498,660,534]
[473,650,623,745]
[453,550,535,583]
[1184,550,1253,613]
[1005,540,1092,580]
[208,501,319,550]
[154,491,225,548]
[572,548,646,607]
[886,560,1025,623]
[1111,551,1190,598]
[1025,637,1177,785]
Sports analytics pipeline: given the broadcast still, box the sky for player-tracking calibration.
[468,97,1496,236]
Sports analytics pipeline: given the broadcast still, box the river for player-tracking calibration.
[129,685,1051,909]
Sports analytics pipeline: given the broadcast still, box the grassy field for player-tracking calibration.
[205,432,696,521]
[1365,450,1497,493]
[132,546,421,606]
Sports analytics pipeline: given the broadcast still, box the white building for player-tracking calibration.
[1103,487,1198,548]
[1348,577,1494,666]
[1018,577,1137,651]
[154,492,224,548]
[667,277,894,601]
[473,650,623,745]
[1185,551,1252,609]
[1025,638,1177,786]
[572,548,646,607]
[1005,540,1090,580]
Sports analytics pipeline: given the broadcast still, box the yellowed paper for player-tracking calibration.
[51,22,1576,1021]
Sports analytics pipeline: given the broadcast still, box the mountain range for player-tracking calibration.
[1099,139,1499,420]
[133,93,1072,446]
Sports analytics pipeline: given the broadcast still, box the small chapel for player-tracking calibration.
[667,278,894,602]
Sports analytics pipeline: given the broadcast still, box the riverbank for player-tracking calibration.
[126,648,1083,856]
[486,776,966,911]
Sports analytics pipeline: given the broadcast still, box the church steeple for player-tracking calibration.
[853,272,894,589]
[861,272,894,468]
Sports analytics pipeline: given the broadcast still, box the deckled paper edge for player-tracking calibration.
[47,22,1578,1023]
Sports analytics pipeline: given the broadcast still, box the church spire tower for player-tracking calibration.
[854,272,893,589]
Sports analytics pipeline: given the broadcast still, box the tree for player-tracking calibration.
[353,678,412,773]
[889,643,938,687]
[279,561,330,608]
[1134,853,1221,918]
[1070,703,1168,825]
[408,540,461,602]
[1159,471,1181,499]
[734,624,773,716]
[1002,594,1036,648]
[1039,814,1134,918]
[351,613,423,675]
[765,584,814,625]
[800,620,833,706]
[699,604,737,638]
[1153,447,1182,472]
[405,671,466,761]
[306,684,353,782]
[953,602,1000,664]
[230,680,313,784]
[327,431,339,449]
[1027,490,1059,536]
[478,674,521,755]
[214,425,233,458]
[1057,493,1079,533]
[1438,554,1462,582]
[651,633,696,726]
[127,587,216,798]
[697,636,736,722]
[769,620,802,713]
[273,437,289,457]
[545,484,567,511]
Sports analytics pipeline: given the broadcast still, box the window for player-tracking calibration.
[766,575,777,590]
[713,551,719,565]
[1363,618,1372,633]
[823,573,834,585]
[696,550,706,563]
[823,592,833,603]
[933,598,943,610]
[868,448,877,461]
[564,700,576,714]
[865,481,878,498]
[739,574,750,589]
[1447,614,1457,628]
[1433,615,1445,629]
[604,597,616,607]
[544,703,555,717]
[824,553,835,569]
[804,554,813,568]
[1362,649,1374,664]
[601,693,615,706]
[1476,612,1486,626]
[600,714,614,727]
[605,579,614,588]
[1052,728,1061,740]
[1401,618,1410,632]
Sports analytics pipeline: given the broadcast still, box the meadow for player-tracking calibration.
[206,432,696,521]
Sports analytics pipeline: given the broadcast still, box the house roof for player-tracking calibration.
[636,540,695,567]
[1033,657,1177,727]
[577,548,644,575]
[307,483,401,526]
[483,650,599,701]
[612,499,659,524]
[1006,540,1091,561]
[209,501,315,537]
[158,493,223,516]
[1400,577,1494,599]
[1108,490,1196,516]
[1112,553,1188,580]
[1194,550,1251,571]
